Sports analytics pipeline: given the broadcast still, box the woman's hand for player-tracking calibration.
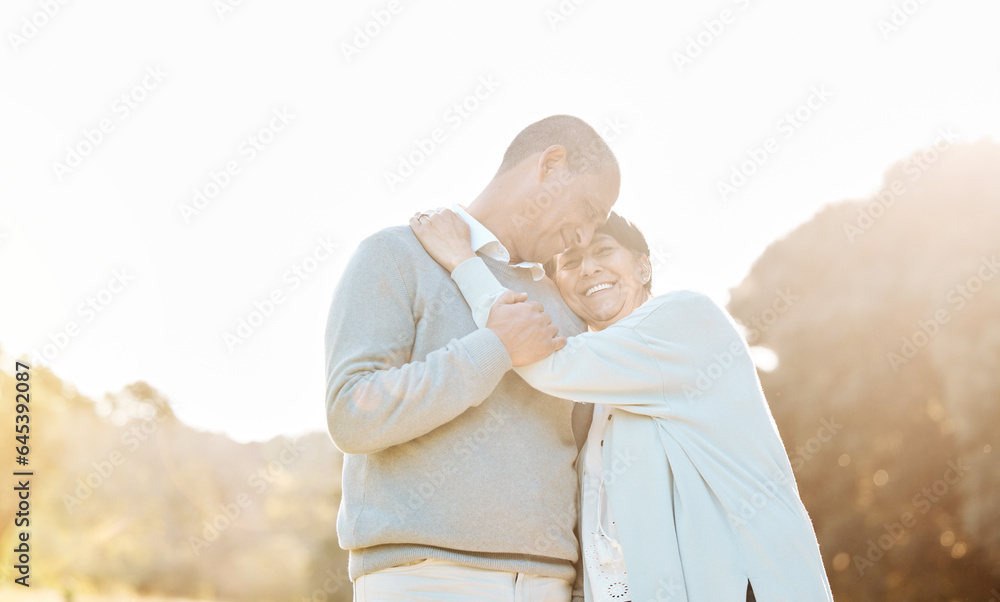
[409,208,477,273]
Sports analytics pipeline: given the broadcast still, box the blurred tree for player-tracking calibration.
[0,364,349,601]
[728,139,1000,600]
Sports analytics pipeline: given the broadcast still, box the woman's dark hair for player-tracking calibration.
[544,211,653,293]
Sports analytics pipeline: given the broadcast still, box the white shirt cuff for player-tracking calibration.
[451,257,508,329]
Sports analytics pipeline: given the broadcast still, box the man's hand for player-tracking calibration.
[486,291,566,366]
[409,208,477,273]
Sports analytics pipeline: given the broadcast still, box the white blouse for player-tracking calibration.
[581,403,630,601]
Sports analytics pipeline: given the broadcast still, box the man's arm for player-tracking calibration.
[325,233,513,454]
[326,233,565,454]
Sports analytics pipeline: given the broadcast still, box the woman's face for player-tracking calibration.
[553,234,651,331]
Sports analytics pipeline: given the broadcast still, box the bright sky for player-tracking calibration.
[1,0,998,442]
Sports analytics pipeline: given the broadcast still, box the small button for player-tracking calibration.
[607,414,612,421]
[600,440,604,447]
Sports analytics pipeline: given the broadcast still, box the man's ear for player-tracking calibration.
[536,145,568,182]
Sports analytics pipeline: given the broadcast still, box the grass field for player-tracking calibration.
[0,588,229,602]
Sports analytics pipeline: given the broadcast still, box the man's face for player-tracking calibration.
[515,166,620,264]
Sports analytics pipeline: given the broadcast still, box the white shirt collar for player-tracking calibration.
[451,204,546,281]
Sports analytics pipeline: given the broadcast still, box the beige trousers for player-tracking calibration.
[353,558,573,601]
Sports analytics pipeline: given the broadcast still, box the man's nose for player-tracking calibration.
[574,226,594,247]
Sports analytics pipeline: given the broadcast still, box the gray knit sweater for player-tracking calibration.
[325,225,588,582]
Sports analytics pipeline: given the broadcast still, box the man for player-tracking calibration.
[325,115,620,600]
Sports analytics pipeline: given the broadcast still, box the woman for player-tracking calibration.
[409,209,834,602]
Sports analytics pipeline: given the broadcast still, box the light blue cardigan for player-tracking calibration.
[452,258,835,602]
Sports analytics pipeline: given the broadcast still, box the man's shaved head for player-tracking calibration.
[496,114,619,177]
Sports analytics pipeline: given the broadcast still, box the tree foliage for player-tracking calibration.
[0,367,349,601]
[728,139,1000,600]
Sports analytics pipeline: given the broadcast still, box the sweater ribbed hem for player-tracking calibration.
[349,544,577,583]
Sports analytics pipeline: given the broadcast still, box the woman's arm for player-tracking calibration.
[448,253,670,413]
[517,293,742,420]
[409,208,513,328]
[451,256,731,419]
[450,257,508,328]
[514,321,668,411]
[410,209,565,366]
[408,208,477,272]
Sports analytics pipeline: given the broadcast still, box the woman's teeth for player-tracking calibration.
[585,283,613,297]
